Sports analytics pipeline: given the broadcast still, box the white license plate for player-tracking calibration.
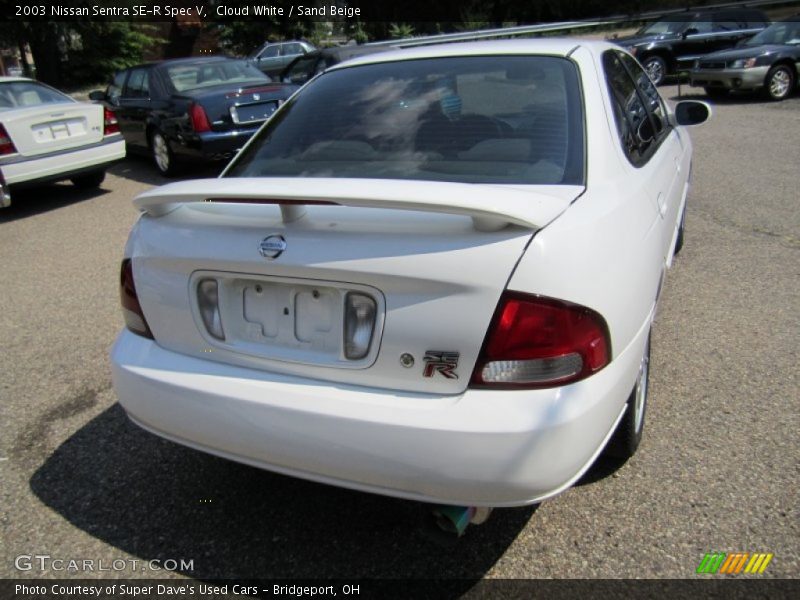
[230,102,278,125]
[32,118,86,142]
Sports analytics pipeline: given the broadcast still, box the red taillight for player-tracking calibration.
[470,292,610,388]
[0,124,18,155]
[120,259,153,339]
[103,107,120,135]
[189,102,212,133]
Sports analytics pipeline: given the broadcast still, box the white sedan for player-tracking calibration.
[0,76,125,208]
[111,40,709,532]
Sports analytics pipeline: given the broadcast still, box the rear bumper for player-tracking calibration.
[175,128,259,162]
[0,135,125,186]
[689,66,769,90]
[110,322,648,507]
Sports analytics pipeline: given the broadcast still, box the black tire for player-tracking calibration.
[642,56,668,86]
[70,170,105,189]
[704,87,728,99]
[674,206,686,256]
[764,64,795,101]
[150,130,179,176]
[604,335,651,459]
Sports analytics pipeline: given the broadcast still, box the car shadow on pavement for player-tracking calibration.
[110,156,223,187]
[0,184,108,223]
[29,403,536,582]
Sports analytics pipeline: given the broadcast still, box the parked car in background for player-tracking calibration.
[279,44,395,86]
[689,17,800,100]
[111,40,710,532]
[91,57,298,176]
[614,8,769,84]
[0,76,124,208]
[249,40,315,77]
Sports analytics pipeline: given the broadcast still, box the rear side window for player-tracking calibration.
[227,56,585,186]
[123,68,150,98]
[603,51,670,166]
[282,43,303,56]
[260,45,280,59]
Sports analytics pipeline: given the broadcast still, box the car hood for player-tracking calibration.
[701,44,795,60]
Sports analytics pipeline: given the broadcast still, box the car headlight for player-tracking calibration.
[730,57,757,69]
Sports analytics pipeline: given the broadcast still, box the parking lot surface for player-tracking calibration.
[1,86,798,581]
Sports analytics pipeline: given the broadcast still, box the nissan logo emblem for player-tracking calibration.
[259,235,287,259]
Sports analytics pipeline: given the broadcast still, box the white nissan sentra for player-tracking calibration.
[111,40,709,519]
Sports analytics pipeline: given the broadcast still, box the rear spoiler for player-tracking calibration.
[134,178,581,232]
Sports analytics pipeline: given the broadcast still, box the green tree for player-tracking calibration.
[0,21,157,89]
[388,23,416,40]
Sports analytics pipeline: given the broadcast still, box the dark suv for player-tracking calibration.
[614,8,769,84]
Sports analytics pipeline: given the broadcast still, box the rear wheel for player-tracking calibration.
[764,65,795,101]
[604,335,650,459]
[151,130,178,176]
[642,56,667,86]
[70,170,105,189]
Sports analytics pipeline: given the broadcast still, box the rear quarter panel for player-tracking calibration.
[509,44,672,372]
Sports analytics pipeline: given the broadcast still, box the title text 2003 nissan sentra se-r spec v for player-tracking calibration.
[111,40,710,535]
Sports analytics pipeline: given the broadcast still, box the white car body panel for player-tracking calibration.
[2,137,125,186]
[112,311,648,507]
[111,40,701,507]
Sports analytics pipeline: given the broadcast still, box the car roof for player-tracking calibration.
[327,38,591,70]
[0,76,34,83]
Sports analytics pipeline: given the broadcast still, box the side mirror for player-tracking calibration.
[682,27,699,39]
[636,120,654,144]
[88,90,106,102]
[674,100,711,126]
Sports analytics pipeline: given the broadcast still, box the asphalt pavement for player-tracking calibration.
[0,85,797,584]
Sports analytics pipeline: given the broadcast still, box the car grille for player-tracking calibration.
[699,61,726,69]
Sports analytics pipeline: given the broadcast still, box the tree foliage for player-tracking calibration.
[0,21,157,89]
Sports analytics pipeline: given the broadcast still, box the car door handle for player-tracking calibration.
[657,192,667,217]
[674,156,682,173]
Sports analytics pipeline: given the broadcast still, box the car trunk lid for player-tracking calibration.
[129,177,582,394]
[177,83,297,132]
[1,102,104,157]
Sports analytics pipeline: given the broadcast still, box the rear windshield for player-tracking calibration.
[165,60,269,92]
[226,55,585,185]
[0,81,72,111]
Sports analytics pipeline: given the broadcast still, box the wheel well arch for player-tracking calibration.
[145,124,158,146]
[764,60,798,91]
[638,50,674,71]
[770,59,798,77]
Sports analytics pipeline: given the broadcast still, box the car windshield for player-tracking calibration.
[744,21,800,46]
[165,60,269,92]
[0,81,73,111]
[227,56,585,186]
